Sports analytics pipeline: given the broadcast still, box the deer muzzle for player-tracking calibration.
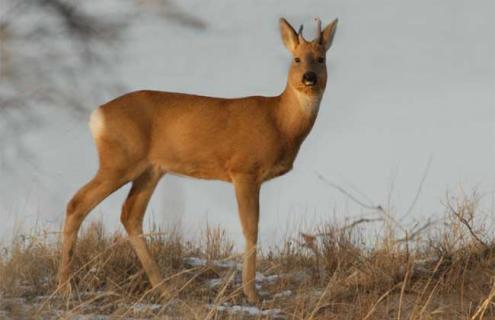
[302,72,317,86]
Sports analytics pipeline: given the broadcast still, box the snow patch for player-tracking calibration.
[127,303,162,313]
[208,303,285,319]
[256,272,279,284]
[183,257,242,269]
[274,290,292,299]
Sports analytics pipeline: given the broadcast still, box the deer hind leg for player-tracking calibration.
[232,173,261,304]
[120,166,165,294]
[58,169,130,290]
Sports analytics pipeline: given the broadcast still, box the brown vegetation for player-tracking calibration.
[1,192,494,319]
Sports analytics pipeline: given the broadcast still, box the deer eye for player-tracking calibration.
[294,57,301,63]
[317,57,325,63]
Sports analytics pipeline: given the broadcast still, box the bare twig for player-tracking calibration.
[316,172,404,233]
[340,217,384,232]
[402,155,433,220]
[395,218,436,243]
[447,201,488,249]
[316,172,381,211]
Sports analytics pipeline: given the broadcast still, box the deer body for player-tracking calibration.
[90,90,316,183]
[59,18,338,304]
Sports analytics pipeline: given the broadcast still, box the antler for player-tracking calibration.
[298,24,305,42]
[315,17,322,43]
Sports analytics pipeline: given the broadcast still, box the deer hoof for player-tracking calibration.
[244,290,261,305]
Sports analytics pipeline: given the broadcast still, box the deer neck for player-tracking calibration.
[275,84,323,145]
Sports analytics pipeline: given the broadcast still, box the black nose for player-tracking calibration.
[302,72,317,86]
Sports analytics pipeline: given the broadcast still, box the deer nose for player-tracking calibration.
[302,72,317,86]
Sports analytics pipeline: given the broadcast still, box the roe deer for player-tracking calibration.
[58,17,338,303]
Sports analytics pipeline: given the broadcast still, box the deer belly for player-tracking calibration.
[167,165,230,181]
[153,149,230,181]
[263,163,293,181]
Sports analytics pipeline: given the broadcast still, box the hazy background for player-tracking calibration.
[1,0,494,246]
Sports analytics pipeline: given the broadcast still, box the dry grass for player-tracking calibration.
[1,192,494,319]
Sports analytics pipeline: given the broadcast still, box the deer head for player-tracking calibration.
[279,17,338,96]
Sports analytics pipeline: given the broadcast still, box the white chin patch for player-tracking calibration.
[295,90,321,114]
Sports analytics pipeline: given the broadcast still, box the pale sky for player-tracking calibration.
[1,0,494,246]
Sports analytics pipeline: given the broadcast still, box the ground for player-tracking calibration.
[1,195,494,319]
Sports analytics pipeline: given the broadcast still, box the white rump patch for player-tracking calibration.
[89,108,105,139]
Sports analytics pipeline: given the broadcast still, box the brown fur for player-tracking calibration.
[58,17,338,303]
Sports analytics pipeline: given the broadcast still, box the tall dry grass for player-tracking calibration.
[0,192,494,319]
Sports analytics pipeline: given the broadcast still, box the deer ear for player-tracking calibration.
[320,18,338,51]
[279,18,299,52]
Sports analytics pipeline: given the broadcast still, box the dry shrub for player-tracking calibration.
[0,231,59,298]
[0,192,494,319]
[203,224,234,261]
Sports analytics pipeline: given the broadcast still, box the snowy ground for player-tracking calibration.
[0,256,303,319]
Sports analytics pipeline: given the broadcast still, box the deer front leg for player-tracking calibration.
[232,173,261,304]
